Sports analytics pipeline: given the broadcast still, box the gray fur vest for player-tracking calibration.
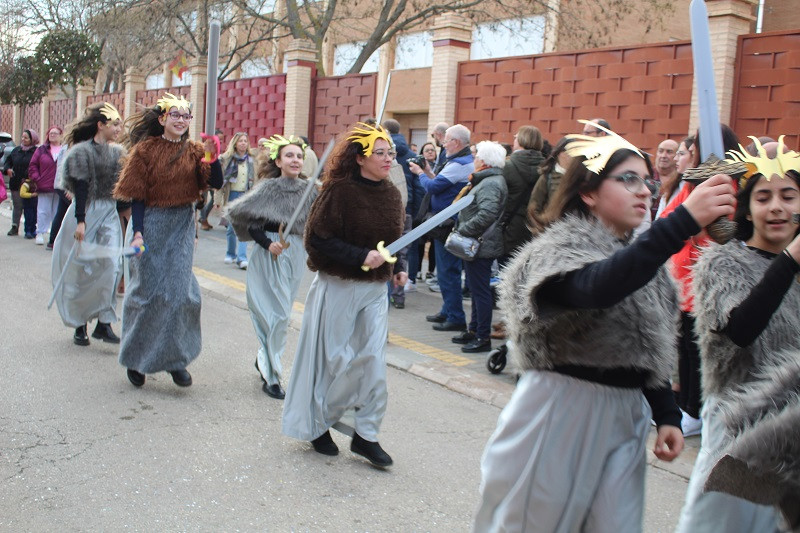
[704,349,800,516]
[692,241,800,396]
[500,214,679,388]
[225,176,317,242]
[61,141,125,202]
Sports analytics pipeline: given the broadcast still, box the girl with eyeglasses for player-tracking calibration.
[473,123,736,531]
[225,135,314,400]
[51,104,124,347]
[113,93,223,388]
[282,123,406,469]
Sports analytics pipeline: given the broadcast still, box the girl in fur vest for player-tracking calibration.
[113,93,222,389]
[281,123,406,469]
[225,135,316,400]
[473,121,736,532]
[676,137,800,533]
[51,103,125,347]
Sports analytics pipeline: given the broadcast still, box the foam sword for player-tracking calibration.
[360,194,475,271]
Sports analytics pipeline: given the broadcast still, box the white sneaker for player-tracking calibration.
[35,234,44,245]
[429,283,441,293]
[681,410,702,437]
[238,260,248,270]
[224,256,235,264]
[404,281,416,292]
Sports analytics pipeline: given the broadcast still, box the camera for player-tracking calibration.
[408,155,427,170]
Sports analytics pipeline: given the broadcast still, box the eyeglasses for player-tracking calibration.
[611,172,651,193]
[371,149,397,159]
[167,111,193,121]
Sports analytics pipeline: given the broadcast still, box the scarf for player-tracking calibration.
[20,129,39,151]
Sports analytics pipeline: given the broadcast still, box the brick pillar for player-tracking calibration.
[376,39,396,120]
[12,105,22,142]
[284,39,317,138]
[75,80,94,119]
[427,13,472,133]
[688,0,756,133]
[124,67,145,120]
[188,57,208,140]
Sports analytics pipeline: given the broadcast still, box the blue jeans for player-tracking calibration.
[406,237,420,282]
[433,239,465,323]
[226,190,248,262]
[464,257,493,339]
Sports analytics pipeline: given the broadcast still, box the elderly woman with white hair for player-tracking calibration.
[450,141,508,353]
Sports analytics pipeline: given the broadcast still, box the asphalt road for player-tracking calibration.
[0,203,695,531]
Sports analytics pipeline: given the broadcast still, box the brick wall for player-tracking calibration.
[456,41,694,156]
[22,104,41,133]
[310,73,377,154]
[135,86,192,109]
[730,29,800,151]
[216,74,286,147]
[1,105,12,133]
[49,99,75,130]
[87,91,126,116]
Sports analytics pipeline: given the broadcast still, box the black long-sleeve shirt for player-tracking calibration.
[722,247,800,347]
[537,206,701,429]
[248,221,281,250]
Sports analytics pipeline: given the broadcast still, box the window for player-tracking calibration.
[240,58,273,78]
[333,41,379,76]
[470,16,546,60]
[394,31,433,70]
[146,73,165,89]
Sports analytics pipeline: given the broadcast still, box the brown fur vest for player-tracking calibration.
[114,137,210,207]
[305,176,403,282]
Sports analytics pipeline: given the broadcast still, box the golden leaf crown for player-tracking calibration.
[726,136,800,189]
[99,102,121,123]
[156,92,191,113]
[265,134,306,160]
[346,122,394,157]
[565,119,644,174]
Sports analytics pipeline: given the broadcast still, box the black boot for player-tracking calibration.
[351,433,393,468]
[92,322,120,344]
[7,225,18,236]
[127,369,145,387]
[73,325,90,346]
[169,369,193,387]
[263,382,285,399]
[311,430,339,456]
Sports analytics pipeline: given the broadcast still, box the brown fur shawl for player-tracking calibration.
[114,136,210,207]
[305,176,403,282]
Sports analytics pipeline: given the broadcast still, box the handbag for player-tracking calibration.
[444,216,503,262]
[0,176,6,203]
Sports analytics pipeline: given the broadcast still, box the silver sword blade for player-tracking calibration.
[690,0,724,161]
[384,194,474,256]
[204,21,221,137]
[282,139,335,236]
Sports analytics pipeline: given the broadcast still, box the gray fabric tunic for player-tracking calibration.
[118,206,201,373]
[282,273,388,442]
[51,200,121,328]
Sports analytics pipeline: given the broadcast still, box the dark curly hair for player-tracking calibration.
[64,103,112,146]
[322,127,392,186]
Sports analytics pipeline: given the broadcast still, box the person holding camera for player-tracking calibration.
[408,124,474,332]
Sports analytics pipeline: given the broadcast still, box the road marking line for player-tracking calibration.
[193,267,472,367]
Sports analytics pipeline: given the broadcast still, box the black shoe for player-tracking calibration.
[462,338,491,353]
[263,382,285,399]
[392,300,404,309]
[311,430,339,456]
[432,321,467,332]
[452,330,477,344]
[92,322,120,344]
[73,325,90,346]
[425,312,446,323]
[7,225,18,236]
[24,233,34,239]
[351,433,393,468]
[169,369,192,387]
[462,289,472,299]
[127,368,145,387]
